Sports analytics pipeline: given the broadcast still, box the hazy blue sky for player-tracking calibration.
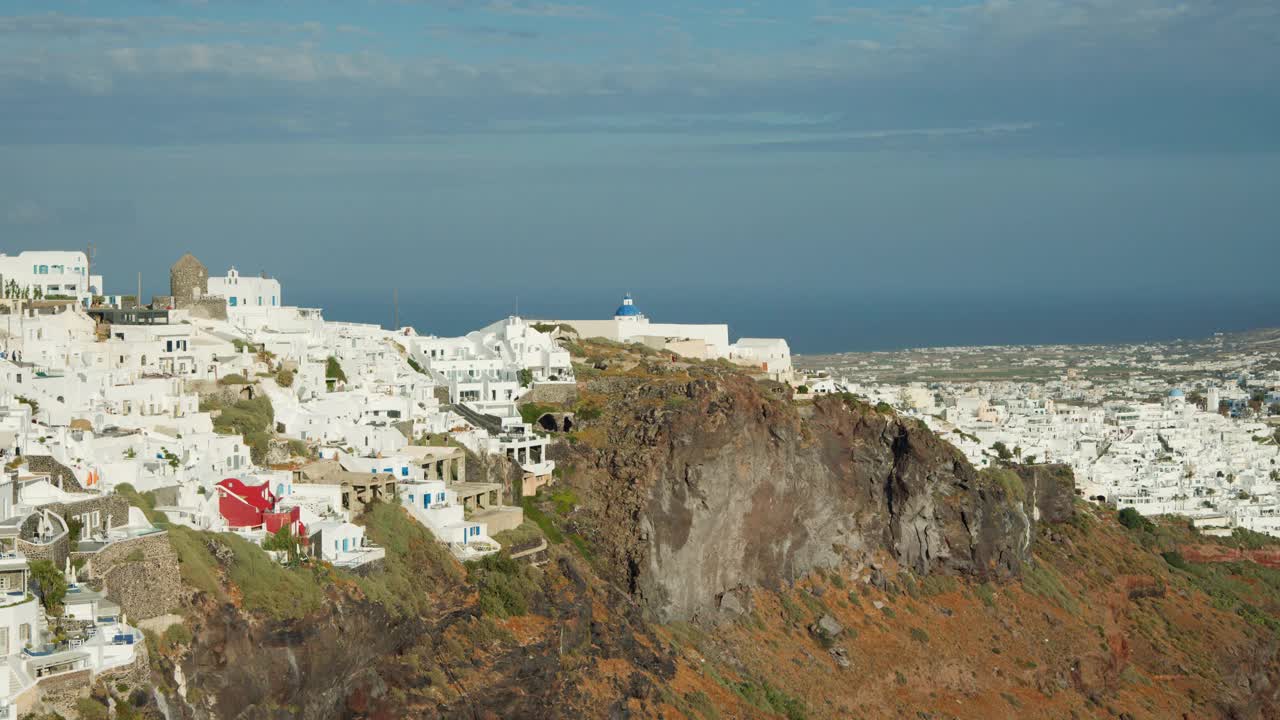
[2,1,1279,335]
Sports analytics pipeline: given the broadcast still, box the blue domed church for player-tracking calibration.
[614,293,644,320]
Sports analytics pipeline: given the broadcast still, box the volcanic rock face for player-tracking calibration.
[562,376,1074,621]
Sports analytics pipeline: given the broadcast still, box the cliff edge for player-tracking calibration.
[558,369,1074,621]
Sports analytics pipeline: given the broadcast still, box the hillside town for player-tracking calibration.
[799,334,1280,537]
[0,248,794,717]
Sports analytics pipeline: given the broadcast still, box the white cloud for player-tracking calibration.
[482,1,599,19]
[0,13,345,39]
[0,2,1274,143]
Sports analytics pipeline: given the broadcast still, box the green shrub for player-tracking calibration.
[1118,507,1154,533]
[734,680,807,720]
[910,626,930,644]
[275,368,295,387]
[325,356,347,383]
[467,553,538,618]
[217,373,249,385]
[29,559,67,612]
[66,517,84,545]
[163,623,193,648]
[519,403,556,425]
[210,394,275,465]
[1230,527,1280,550]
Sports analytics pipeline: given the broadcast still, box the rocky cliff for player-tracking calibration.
[99,347,1280,720]
[558,372,1074,621]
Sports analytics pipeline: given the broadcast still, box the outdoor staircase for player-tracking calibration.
[448,403,503,436]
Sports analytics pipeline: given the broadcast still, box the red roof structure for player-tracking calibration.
[215,477,277,528]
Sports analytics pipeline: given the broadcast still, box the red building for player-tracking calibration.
[264,505,307,540]
[215,477,276,528]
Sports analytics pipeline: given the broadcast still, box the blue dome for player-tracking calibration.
[614,293,641,317]
[1169,388,1184,397]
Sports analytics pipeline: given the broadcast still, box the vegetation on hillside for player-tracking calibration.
[467,553,540,618]
[326,356,347,384]
[979,466,1026,501]
[202,394,275,464]
[350,501,463,618]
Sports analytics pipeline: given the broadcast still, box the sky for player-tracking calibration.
[2,1,1279,349]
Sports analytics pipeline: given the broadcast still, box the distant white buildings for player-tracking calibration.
[0,250,102,304]
[853,366,1280,536]
[207,267,281,314]
[554,293,731,359]
[552,293,794,380]
[729,337,793,380]
[407,315,574,406]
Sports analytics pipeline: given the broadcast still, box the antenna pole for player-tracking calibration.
[86,242,95,301]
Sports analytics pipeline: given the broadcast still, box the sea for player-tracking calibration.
[288,288,1279,356]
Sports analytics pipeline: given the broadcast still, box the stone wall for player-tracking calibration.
[25,455,85,492]
[18,511,69,568]
[32,668,93,718]
[346,557,386,577]
[31,644,151,718]
[520,382,579,406]
[81,532,183,621]
[187,296,228,320]
[16,534,68,567]
[40,494,131,535]
[99,640,152,691]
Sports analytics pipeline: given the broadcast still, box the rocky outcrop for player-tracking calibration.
[559,375,1076,621]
